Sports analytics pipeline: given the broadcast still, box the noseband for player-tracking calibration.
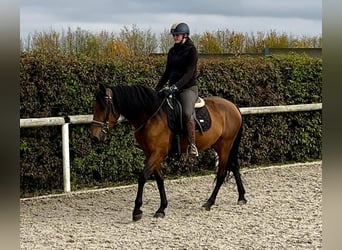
[91,88,116,134]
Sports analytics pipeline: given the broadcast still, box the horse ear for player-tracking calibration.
[97,83,106,94]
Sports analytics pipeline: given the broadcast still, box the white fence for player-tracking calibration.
[20,103,322,193]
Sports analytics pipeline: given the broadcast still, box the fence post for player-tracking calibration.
[61,123,71,192]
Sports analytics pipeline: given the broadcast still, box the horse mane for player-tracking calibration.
[110,84,163,121]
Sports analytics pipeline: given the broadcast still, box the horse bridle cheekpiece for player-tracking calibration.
[91,88,115,134]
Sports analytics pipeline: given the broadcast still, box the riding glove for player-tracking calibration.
[162,85,178,96]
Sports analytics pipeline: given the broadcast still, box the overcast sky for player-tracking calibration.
[20,0,322,39]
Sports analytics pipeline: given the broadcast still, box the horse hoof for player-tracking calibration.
[153,212,165,218]
[237,199,247,205]
[202,203,211,211]
[133,212,143,221]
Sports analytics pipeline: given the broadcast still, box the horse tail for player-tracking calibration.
[225,117,243,177]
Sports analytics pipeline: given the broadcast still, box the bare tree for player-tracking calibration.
[159,29,173,53]
[119,25,158,55]
[20,25,322,56]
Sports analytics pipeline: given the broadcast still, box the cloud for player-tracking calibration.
[20,0,322,38]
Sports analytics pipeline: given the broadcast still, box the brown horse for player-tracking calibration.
[90,83,247,221]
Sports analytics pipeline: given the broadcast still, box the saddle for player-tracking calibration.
[165,95,212,135]
[164,95,211,155]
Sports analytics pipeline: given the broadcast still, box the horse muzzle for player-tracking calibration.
[90,120,110,143]
[90,127,106,144]
[89,134,99,143]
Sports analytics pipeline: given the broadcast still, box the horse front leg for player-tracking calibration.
[132,153,166,221]
[133,170,149,221]
[153,169,168,218]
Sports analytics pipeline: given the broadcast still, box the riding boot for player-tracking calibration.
[186,116,199,156]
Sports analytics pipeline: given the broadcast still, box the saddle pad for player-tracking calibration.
[194,106,211,132]
[166,99,211,133]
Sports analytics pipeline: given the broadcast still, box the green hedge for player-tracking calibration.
[20,53,322,197]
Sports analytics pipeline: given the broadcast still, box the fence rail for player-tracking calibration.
[20,103,322,192]
[150,48,322,58]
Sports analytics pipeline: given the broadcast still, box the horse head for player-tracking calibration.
[90,83,120,143]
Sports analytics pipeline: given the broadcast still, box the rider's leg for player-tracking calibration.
[185,114,198,156]
[178,86,199,156]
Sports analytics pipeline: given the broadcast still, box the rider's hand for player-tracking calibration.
[161,85,178,96]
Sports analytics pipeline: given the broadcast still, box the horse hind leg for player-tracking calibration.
[228,154,247,205]
[203,126,247,210]
[202,144,230,211]
[227,126,247,205]
[202,147,246,211]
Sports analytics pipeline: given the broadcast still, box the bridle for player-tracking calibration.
[91,86,168,135]
[91,88,117,134]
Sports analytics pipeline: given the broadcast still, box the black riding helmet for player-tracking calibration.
[170,22,190,36]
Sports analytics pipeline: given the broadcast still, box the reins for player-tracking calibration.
[134,96,167,133]
[92,87,168,134]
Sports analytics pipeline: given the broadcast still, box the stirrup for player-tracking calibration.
[187,143,199,157]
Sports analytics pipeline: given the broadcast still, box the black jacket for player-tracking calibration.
[156,38,198,91]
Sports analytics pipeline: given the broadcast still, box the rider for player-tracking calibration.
[155,22,199,156]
